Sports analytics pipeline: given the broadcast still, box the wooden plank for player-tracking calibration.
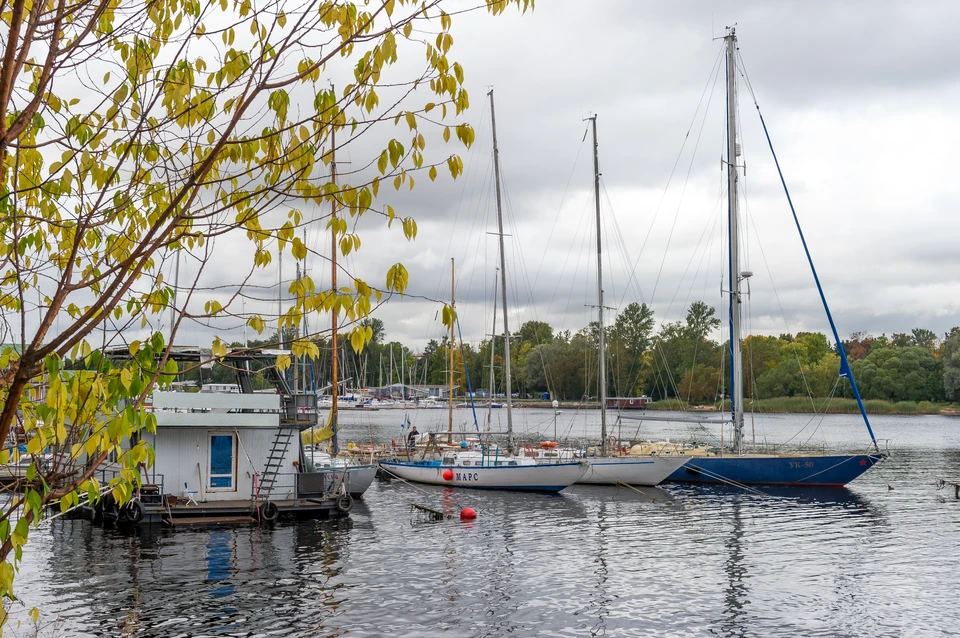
[168,515,257,526]
[152,391,281,410]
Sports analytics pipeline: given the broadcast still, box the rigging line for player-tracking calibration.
[418,140,494,352]
[787,377,842,451]
[527,126,589,298]
[740,183,818,415]
[646,54,724,311]
[544,191,594,331]
[602,179,661,398]
[748,99,879,452]
[499,161,559,352]
[428,101,491,307]
[619,47,725,310]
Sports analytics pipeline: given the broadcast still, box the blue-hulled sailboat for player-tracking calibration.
[662,28,884,487]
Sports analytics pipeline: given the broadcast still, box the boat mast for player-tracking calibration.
[448,257,455,444]
[487,268,498,432]
[725,28,745,454]
[488,89,514,454]
[330,122,340,456]
[589,115,609,456]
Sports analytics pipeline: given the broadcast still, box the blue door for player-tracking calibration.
[209,434,235,489]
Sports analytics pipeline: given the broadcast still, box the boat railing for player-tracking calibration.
[93,466,166,506]
[251,470,348,503]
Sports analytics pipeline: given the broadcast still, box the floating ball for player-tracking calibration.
[460,441,468,449]
[442,469,454,481]
[460,507,477,520]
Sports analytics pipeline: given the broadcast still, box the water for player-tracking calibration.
[9,412,960,637]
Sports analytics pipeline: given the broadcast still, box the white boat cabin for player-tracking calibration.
[144,391,300,502]
[439,450,537,468]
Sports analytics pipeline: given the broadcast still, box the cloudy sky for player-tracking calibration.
[169,0,960,353]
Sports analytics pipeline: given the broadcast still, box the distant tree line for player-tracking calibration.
[176,305,960,405]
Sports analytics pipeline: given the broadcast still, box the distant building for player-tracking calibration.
[368,383,459,399]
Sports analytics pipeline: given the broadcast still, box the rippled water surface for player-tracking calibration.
[10,412,960,637]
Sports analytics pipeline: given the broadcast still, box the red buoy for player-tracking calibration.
[460,507,477,520]
[442,469,454,481]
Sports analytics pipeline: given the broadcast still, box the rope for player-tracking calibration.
[377,464,472,512]
[39,483,115,527]
[679,463,770,498]
[583,464,663,502]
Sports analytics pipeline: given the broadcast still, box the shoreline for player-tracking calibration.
[510,398,960,416]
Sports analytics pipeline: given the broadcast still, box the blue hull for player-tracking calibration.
[666,453,884,487]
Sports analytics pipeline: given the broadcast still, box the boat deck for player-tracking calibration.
[144,497,346,524]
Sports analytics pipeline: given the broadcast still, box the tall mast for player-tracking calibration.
[293,262,300,394]
[487,268,498,432]
[169,253,180,343]
[448,258,455,444]
[725,28,745,453]
[488,89,514,454]
[330,121,340,456]
[589,115,609,456]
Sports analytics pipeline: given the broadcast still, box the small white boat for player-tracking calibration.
[304,448,376,497]
[380,449,586,492]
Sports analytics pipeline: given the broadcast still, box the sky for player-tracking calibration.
[149,1,960,353]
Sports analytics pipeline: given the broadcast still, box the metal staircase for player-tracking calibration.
[255,425,297,503]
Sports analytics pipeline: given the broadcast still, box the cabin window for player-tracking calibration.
[208,433,236,490]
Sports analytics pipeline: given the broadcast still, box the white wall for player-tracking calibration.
[147,427,299,502]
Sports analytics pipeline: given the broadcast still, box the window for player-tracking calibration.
[209,433,236,491]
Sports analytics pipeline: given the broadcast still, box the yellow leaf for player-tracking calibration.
[26,437,42,455]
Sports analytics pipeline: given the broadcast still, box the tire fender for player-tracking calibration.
[336,494,354,513]
[259,501,280,522]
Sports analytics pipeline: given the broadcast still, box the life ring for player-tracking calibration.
[540,441,557,448]
[336,494,354,513]
[121,499,146,524]
[259,501,280,522]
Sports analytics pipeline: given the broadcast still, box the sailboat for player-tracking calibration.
[378,90,587,492]
[521,115,688,486]
[304,121,376,498]
[641,28,885,487]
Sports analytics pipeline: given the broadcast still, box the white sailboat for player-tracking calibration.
[527,115,687,486]
[379,90,586,492]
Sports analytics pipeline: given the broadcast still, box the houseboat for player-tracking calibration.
[96,348,353,526]
[605,396,649,410]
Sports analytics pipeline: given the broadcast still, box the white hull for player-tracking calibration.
[341,464,377,497]
[577,456,689,486]
[379,460,586,492]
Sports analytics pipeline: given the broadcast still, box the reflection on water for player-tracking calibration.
[721,498,748,638]
[9,415,960,637]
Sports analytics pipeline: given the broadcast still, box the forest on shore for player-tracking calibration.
[192,301,960,413]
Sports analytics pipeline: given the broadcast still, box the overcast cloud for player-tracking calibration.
[153,0,960,353]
